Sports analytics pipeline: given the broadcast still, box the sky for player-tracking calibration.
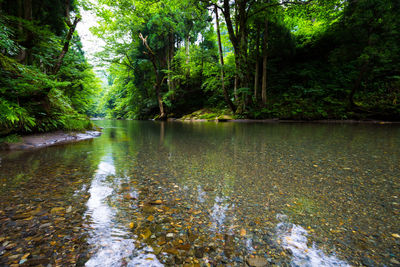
[76,6,106,73]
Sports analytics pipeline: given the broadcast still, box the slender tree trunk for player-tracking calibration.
[215,5,236,112]
[349,61,368,107]
[52,16,81,75]
[17,0,23,33]
[16,0,26,62]
[349,28,372,108]
[167,36,171,91]
[234,1,250,109]
[167,33,174,92]
[185,35,190,77]
[222,0,239,102]
[200,35,204,86]
[254,28,260,103]
[233,73,239,101]
[155,75,166,119]
[22,0,33,64]
[171,34,175,90]
[139,33,166,120]
[234,74,238,101]
[261,19,268,106]
[24,0,32,22]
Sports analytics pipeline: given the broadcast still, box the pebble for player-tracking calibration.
[361,256,376,267]
[166,233,174,238]
[390,258,400,265]
[247,256,269,267]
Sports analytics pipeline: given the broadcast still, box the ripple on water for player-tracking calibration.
[276,215,350,267]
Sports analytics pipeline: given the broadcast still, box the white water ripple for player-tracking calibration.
[276,218,350,267]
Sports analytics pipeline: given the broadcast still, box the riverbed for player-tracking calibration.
[0,120,399,266]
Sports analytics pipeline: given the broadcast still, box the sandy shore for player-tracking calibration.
[1,131,102,151]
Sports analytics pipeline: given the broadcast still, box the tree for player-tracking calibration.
[214,4,236,112]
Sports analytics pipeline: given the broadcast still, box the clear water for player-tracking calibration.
[0,120,399,266]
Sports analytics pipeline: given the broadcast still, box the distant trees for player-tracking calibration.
[2,0,396,125]
[92,0,394,120]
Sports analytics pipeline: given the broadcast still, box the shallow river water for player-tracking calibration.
[0,120,399,266]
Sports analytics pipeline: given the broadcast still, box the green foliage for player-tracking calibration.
[0,134,21,144]
[90,0,399,121]
[0,3,101,137]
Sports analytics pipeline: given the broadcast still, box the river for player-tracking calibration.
[0,120,399,266]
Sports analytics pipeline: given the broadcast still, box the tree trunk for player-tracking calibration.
[185,35,190,77]
[24,0,32,21]
[234,74,238,101]
[261,19,268,106]
[254,28,260,103]
[167,33,174,92]
[167,36,171,92]
[52,16,81,75]
[22,0,33,64]
[155,75,166,120]
[215,5,236,112]
[349,27,372,108]
[349,61,368,107]
[237,1,249,88]
[170,34,175,90]
[222,0,239,102]
[17,0,23,33]
[139,33,166,120]
[222,0,249,109]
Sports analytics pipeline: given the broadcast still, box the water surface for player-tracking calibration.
[0,120,399,266]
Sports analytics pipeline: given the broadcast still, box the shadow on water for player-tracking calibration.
[0,120,399,266]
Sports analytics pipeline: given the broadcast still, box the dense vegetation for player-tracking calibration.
[94,0,400,121]
[1,0,399,139]
[0,0,101,138]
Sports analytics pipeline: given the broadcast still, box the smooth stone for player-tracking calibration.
[174,256,183,265]
[50,207,65,214]
[390,258,400,265]
[361,256,376,267]
[166,233,174,238]
[25,257,50,265]
[194,247,204,258]
[247,256,269,267]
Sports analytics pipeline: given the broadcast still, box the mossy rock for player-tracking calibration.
[216,115,234,122]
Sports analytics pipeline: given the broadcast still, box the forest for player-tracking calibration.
[1,0,400,137]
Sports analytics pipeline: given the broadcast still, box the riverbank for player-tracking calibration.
[169,108,400,123]
[174,118,400,124]
[0,130,102,151]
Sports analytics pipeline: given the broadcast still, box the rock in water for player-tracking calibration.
[247,256,269,267]
[50,207,65,214]
[361,256,376,267]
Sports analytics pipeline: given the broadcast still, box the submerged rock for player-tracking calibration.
[247,256,269,267]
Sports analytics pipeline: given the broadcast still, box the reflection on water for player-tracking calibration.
[85,155,134,266]
[276,214,350,267]
[0,120,399,266]
[210,196,232,233]
[85,155,162,267]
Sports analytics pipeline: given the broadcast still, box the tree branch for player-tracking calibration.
[52,16,81,75]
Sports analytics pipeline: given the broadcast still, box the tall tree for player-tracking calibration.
[215,4,236,112]
[261,18,268,106]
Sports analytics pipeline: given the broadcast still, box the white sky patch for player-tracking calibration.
[76,6,106,72]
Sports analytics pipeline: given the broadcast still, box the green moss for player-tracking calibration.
[0,134,21,144]
[181,108,235,121]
